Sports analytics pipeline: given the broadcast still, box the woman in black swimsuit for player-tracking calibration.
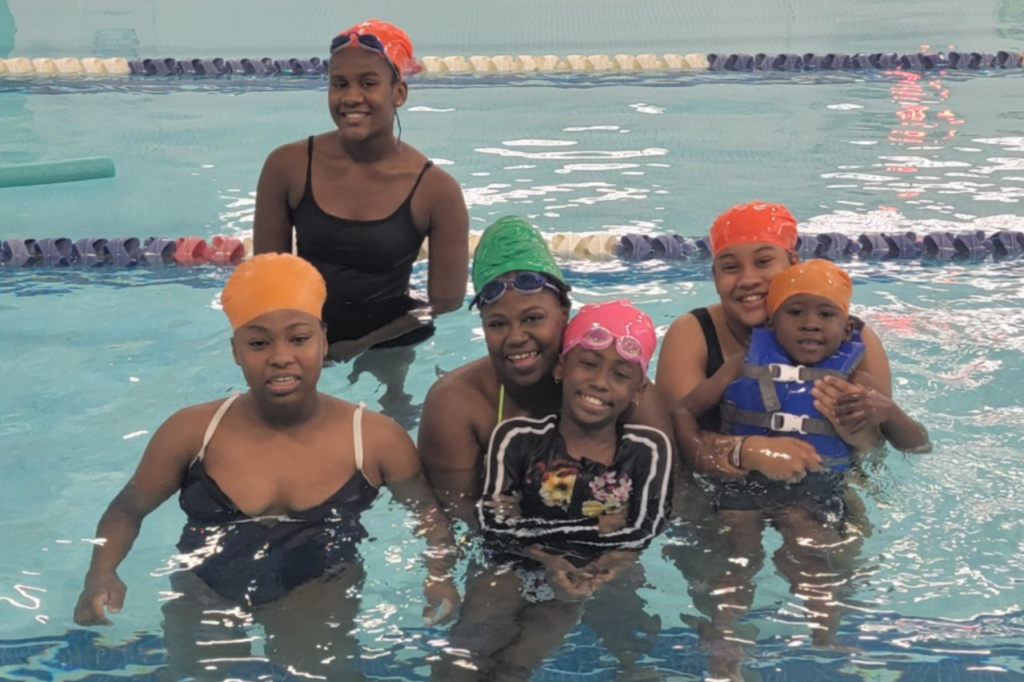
[253,20,469,426]
[73,254,459,682]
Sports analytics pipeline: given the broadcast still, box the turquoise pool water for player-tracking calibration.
[4,2,1024,680]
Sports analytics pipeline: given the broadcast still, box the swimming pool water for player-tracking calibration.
[4,19,1024,682]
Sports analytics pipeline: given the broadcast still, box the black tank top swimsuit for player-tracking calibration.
[692,307,726,432]
[177,396,380,607]
[290,136,435,347]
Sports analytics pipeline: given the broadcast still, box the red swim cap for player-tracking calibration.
[709,201,798,256]
[336,19,420,77]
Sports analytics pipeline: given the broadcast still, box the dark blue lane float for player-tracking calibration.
[1,235,246,268]
[614,230,1021,263]
[127,57,327,76]
[704,50,1022,71]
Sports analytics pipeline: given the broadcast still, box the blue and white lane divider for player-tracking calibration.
[2,50,1022,77]
[3,230,1023,269]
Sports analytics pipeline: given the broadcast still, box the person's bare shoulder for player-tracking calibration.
[397,144,461,195]
[655,309,710,403]
[423,357,493,422]
[258,138,312,194]
[164,399,230,443]
[420,358,495,466]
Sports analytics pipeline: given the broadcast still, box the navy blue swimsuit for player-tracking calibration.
[177,396,379,607]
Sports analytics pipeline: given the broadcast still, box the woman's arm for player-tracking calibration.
[253,144,299,255]
[674,355,746,475]
[418,372,490,524]
[74,408,201,625]
[814,372,931,453]
[424,169,469,315]
[654,312,710,408]
[327,309,433,362]
[369,411,461,625]
[857,323,893,397]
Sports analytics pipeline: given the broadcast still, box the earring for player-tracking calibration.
[395,110,403,149]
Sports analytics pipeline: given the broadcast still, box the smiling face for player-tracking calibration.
[554,345,646,430]
[231,309,327,404]
[327,48,406,144]
[768,293,853,365]
[480,288,569,389]
[713,242,798,330]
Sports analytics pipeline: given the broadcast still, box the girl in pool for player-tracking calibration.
[420,216,668,677]
[253,19,469,426]
[73,253,459,681]
[441,300,672,682]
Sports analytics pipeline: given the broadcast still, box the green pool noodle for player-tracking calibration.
[0,156,116,188]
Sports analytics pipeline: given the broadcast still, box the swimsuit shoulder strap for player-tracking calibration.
[194,394,241,463]
[692,307,725,377]
[353,401,367,472]
[401,161,434,206]
[303,135,315,198]
[497,384,506,423]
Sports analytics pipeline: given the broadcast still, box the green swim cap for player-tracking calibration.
[471,216,567,294]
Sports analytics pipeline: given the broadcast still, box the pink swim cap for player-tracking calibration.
[562,300,657,374]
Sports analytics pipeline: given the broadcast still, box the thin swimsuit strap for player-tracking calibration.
[353,401,367,474]
[498,384,505,423]
[194,394,241,464]
[193,394,370,481]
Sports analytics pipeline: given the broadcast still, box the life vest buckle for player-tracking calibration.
[768,363,807,383]
[770,412,808,434]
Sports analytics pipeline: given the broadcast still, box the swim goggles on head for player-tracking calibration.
[564,324,647,371]
[329,33,398,76]
[471,271,564,310]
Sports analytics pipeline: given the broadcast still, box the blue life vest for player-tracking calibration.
[721,327,865,472]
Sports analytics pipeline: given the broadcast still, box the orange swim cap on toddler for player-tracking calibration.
[709,201,798,256]
[221,253,326,330]
[766,259,853,317]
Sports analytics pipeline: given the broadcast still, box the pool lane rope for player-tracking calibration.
[2,51,1022,77]
[3,230,1024,269]
[0,157,115,189]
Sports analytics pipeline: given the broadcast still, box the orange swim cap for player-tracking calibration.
[766,259,853,317]
[336,19,419,77]
[709,201,798,256]
[221,253,326,330]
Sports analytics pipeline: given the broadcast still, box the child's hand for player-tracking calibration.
[743,436,823,482]
[813,376,893,433]
[482,492,523,521]
[546,563,596,602]
[525,548,595,602]
[597,511,627,535]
